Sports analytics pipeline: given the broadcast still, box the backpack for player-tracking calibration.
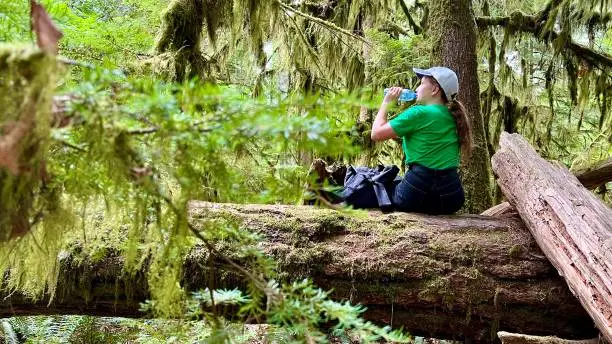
[342,165,400,211]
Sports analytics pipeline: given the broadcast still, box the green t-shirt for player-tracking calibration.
[388,104,460,169]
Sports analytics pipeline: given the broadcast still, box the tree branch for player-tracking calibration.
[475,12,612,69]
[397,0,422,34]
[276,0,371,46]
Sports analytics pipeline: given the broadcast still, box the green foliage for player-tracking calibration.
[366,31,430,92]
[0,0,163,71]
[0,2,30,43]
[2,316,138,344]
[264,279,410,343]
[0,49,406,340]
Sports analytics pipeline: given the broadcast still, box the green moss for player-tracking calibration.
[0,44,58,242]
[273,246,331,281]
[418,276,453,307]
[152,0,218,80]
[0,45,69,302]
[508,245,523,258]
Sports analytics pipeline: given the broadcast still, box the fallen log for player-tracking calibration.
[481,201,518,217]
[491,132,612,342]
[1,203,599,341]
[482,157,611,217]
[575,158,612,190]
[497,331,600,344]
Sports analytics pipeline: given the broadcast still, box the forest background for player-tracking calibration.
[0,0,610,342]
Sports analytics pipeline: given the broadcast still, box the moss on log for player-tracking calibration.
[1,203,599,342]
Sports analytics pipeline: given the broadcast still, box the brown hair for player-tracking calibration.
[446,99,473,164]
[426,76,473,164]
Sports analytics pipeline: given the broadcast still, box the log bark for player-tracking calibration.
[497,331,600,344]
[491,132,612,342]
[482,158,611,217]
[481,201,518,217]
[1,203,599,342]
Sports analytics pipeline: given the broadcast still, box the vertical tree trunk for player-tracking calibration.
[356,14,376,166]
[426,0,493,213]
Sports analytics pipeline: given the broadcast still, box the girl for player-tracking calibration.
[370,66,472,214]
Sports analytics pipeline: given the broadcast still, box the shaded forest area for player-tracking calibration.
[1,0,611,343]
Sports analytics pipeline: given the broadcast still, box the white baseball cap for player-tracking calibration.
[413,66,459,100]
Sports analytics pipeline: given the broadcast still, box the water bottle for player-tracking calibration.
[383,88,417,102]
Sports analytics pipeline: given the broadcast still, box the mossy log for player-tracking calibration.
[1,203,599,342]
[492,132,612,343]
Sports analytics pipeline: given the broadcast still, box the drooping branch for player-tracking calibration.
[397,0,422,34]
[276,0,370,45]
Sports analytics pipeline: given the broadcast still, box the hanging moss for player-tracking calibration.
[151,0,210,80]
[595,72,611,131]
[155,0,205,54]
[0,44,58,242]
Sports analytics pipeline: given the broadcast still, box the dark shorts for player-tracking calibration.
[392,163,464,215]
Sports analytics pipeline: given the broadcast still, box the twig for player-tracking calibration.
[127,127,159,135]
[276,0,371,47]
[157,193,268,292]
[57,56,126,75]
[57,56,95,69]
[55,139,87,152]
[126,124,221,135]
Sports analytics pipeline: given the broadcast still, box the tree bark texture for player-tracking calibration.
[1,203,598,341]
[491,132,612,342]
[481,158,611,218]
[427,0,493,213]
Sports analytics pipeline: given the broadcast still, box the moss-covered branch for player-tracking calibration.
[276,0,370,45]
[475,12,612,69]
[574,158,612,189]
[397,0,422,34]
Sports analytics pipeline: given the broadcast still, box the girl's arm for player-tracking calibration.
[371,87,401,141]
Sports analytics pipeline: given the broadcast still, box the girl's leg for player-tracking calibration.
[392,170,430,212]
[435,173,465,214]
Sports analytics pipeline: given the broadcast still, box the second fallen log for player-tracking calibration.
[491,132,612,342]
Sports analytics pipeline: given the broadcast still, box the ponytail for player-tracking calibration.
[447,98,473,165]
[426,76,473,165]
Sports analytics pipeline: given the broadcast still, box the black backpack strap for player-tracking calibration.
[371,165,399,210]
[371,181,392,208]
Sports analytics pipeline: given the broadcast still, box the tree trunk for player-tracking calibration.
[426,0,493,213]
[1,203,597,342]
[491,132,612,343]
